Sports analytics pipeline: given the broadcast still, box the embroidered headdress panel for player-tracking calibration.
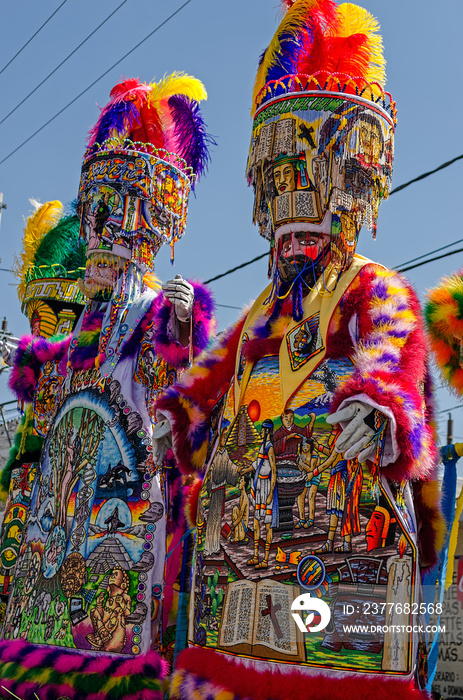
[247,1,395,271]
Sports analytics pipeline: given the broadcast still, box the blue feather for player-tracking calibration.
[89,100,140,147]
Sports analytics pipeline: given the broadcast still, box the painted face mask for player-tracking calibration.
[78,251,126,301]
[248,94,394,278]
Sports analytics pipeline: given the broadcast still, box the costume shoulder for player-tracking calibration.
[331,265,438,483]
[425,269,463,395]
[156,311,248,475]
[120,281,215,369]
[9,334,70,403]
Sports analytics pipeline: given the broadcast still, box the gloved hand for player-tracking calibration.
[162,275,194,323]
[152,417,173,465]
[327,400,379,461]
[1,337,19,367]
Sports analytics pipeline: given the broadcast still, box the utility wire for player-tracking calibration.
[438,404,463,415]
[395,238,463,270]
[205,252,268,284]
[204,154,463,285]
[0,0,69,77]
[0,0,192,166]
[389,153,463,195]
[0,0,129,126]
[397,246,463,273]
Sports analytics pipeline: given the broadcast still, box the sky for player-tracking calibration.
[0,0,462,468]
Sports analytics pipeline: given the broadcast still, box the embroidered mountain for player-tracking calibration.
[86,537,134,574]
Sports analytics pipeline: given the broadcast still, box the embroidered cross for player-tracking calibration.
[261,594,283,639]
[298,124,316,149]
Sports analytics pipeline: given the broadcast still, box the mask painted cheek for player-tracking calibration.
[300,244,320,261]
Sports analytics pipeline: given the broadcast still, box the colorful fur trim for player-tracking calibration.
[9,335,70,403]
[70,309,104,371]
[117,282,214,369]
[184,477,203,528]
[10,281,214,404]
[0,639,167,699]
[151,282,215,367]
[0,406,42,500]
[329,266,438,485]
[169,647,429,700]
[156,315,247,475]
[425,270,463,395]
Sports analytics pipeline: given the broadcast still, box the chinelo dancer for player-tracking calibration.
[0,73,215,699]
[0,200,87,626]
[154,2,444,698]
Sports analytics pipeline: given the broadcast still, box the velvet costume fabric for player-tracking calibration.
[156,262,441,700]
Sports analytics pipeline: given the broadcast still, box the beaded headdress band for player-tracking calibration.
[247,0,395,271]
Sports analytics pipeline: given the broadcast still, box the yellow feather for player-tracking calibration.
[252,0,321,114]
[149,71,207,110]
[335,3,386,86]
[14,199,63,302]
[143,271,162,290]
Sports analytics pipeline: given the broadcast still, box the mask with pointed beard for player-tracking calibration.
[277,248,329,290]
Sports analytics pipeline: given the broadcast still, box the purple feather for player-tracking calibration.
[167,95,215,187]
[88,100,141,148]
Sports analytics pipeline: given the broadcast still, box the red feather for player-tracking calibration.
[130,100,165,149]
[109,78,146,101]
[88,78,165,149]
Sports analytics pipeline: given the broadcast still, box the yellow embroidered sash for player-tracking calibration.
[233,255,378,417]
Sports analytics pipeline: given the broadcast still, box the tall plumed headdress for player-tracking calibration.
[247,0,395,272]
[13,200,87,337]
[77,73,213,271]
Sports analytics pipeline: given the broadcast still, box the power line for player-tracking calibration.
[0,0,129,126]
[395,238,463,270]
[438,404,463,415]
[0,0,193,166]
[204,154,463,285]
[0,0,69,77]
[205,252,268,285]
[397,246,463,273]
[389,153,463,195]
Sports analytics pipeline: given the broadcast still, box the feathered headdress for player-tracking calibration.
[13,200,63,302]
[13,200,86,336]
[247,0,395,267]
[78,73,213,268]
[86,73,212,185]
[252,0,390,116]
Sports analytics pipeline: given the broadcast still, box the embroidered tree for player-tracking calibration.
[49,408,105,529]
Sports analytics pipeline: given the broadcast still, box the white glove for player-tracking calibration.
[1,338,19,367]
[152,418,173,465]
[327,400,377,461]
[162,275,194,323]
